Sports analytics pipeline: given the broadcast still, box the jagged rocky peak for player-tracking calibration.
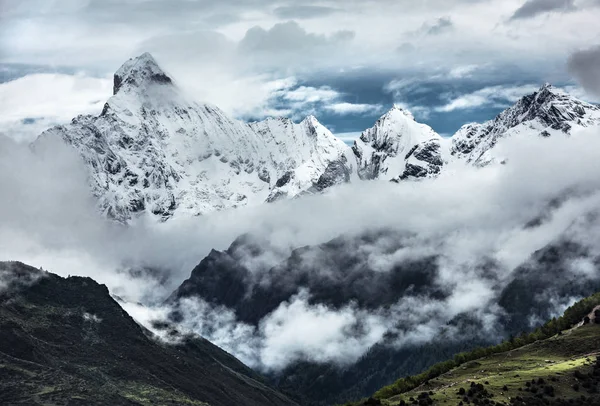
[113,52,173,95]
[35,52,354,222]
[352,105,446,181]
[450,83,600,165]
[301,115,323,135]
[358,105,420,145]
[508,83,594,131]
[384,104,417,120]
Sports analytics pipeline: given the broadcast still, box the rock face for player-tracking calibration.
[352,107,447,182]
[170,231,442,325]
[450,84,600,165]
[36,53,354,222]
[0,261,298,406]
[167,225,600,406]
[167,231,466,406]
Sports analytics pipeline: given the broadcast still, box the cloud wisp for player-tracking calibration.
[423,17,454,35]
[435,84,539,112]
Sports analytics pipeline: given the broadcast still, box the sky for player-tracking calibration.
[1,0,600,142]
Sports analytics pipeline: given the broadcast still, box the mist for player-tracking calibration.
[1,128,600,371]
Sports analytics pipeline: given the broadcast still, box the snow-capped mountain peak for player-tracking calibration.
[30,54,600,223]
[352,106,446,181]
[516,83,594,130]
[302,115,320,127]
[35,53,354,222]
[389,104,416,120]
[113,52,173,95]
[451,83,600,165]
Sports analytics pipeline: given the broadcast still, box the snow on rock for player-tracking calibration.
[35,53,354,222]
[352,106,448,182]
[450,84,600,166]
[351,85,600,181]
[249,115,357,202]
[30,53,600,223]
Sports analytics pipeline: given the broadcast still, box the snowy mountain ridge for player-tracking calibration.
[36,53,355,222]
[33,53,600,221]
[352,84,600,181]
[351,106,449,182]
[450,83,600,166]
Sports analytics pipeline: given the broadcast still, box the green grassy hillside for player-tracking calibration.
[348,295,600,406]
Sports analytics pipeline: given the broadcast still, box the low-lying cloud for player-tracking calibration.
[1,128,600,371]
[0,73,112,143]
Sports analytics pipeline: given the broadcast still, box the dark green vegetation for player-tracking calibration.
[272,339,490,406]
[172,232,442,325]
[347,294,600,406]
[171,233,487,406]
[498,241,600,334]
[170,234,600,406]
[0,261,298,406]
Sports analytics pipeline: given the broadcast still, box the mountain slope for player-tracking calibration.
[354,292,600,406]
[0,261,298,406]
[165,220,600,406]
[170,231,442,326]
[450,84,600,166]
[353,85,600,179]
[167,231,489,405]
[36,53,354,222]
[352,107,447,181]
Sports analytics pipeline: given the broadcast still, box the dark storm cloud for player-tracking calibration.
[509,0,576,20]
[568,45,600,97]
[238,21,354,53]
[273,5,339,19]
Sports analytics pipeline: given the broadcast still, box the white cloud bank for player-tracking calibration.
[2,126,600,370]
[0,73,112,142]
